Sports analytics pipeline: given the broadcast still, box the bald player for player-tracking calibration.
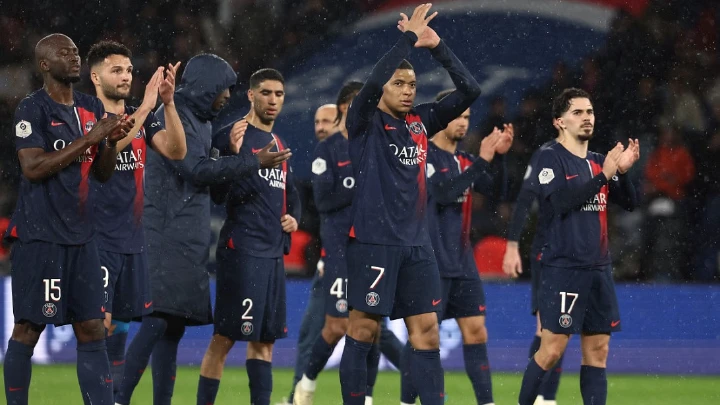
[4,33,133,405]
[315,104,338,141]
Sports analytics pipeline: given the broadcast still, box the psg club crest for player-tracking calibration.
[559,314,572,328]
[42,303,57,318]
[241,321,254,335]
[136,127,145,139]
[365,292,379,307]
[336,299,348,313]
[85,121,94,133]
[407,121,424,135]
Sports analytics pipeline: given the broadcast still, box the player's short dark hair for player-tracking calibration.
[335,80,364,123]
[552,87,591,118]
[249,68,284,89]
[398,59,414,70]
[435,89,454,101]
[86,40,132,69]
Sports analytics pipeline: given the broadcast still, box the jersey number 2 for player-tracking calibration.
[242,298,253,320]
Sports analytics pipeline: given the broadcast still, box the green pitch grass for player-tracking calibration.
[4,365,719,404]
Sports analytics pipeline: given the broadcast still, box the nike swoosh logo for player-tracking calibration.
[8,387,23,392]
[432,299,442,306]
[337,160,351,167]
[51,121,64,126]
[566,174,579,180]
[112,360,125,366]
[251,148,262,154]
[350,392,365,397]
[480,364,490,371]
[144,301,153,309]
[384,124,396,130]
[478,305,486,311]
[440,168,449,173]
[105,378,113,384]
[611,320,620,327]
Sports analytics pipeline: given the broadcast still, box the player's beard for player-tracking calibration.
[577,128,594,142]
[102,83,130,101]
[52,71,80,84]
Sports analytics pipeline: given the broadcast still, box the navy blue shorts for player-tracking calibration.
[539,264,621,335]
[99,250,152,321]
[440,273,486,321]
[214,247,287,342]
[346,240,441,320]
[10,239,104,326]
[530,258,541,316]
[322,242,349,318]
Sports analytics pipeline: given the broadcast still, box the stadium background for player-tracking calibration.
[0,0,719,401]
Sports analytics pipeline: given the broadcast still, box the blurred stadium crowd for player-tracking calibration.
[1,0,719,281]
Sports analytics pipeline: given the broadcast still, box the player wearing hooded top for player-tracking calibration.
[86,40,187,396]
[517,88,639,405]
[4,33,133,405]
[339,4,481,405]
[114,56,290,405]
[196,68,298,405]
[399,90,513,405]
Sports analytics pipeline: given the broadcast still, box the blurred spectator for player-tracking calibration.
[641,125,695,280]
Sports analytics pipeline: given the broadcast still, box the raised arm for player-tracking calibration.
[347,32,418,130]
[152,62,187,160]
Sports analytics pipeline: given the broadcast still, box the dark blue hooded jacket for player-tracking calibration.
[143,54,257,324]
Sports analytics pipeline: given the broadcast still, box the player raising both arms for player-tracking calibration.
[4,33,133,405]
[339,4,481,405]
[86,40,187,396]
[517,88,639,405]
[400,90,513,405]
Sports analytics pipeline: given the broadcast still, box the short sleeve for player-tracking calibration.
[14,98,47,151]
[535,148,565,200]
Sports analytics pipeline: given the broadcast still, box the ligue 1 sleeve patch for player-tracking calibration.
[523,164,532,180]
[312,157,327,175]
[15,120,32,138]
[426,163,435,178]
[538,168,555,184]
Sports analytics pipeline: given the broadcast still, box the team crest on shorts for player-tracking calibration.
[365,292,379,307]
[241,321,254,335]
[42,303,57,318]
[559,314,572,328]
[336,299,348,313]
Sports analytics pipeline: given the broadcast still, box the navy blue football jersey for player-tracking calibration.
[93,105,163,253]
[347,32,481,247]
[536,142,637,268]
[426,142,493,277]
[311,132,354,244]
[216,123,301,258]
[8,90,105,245]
